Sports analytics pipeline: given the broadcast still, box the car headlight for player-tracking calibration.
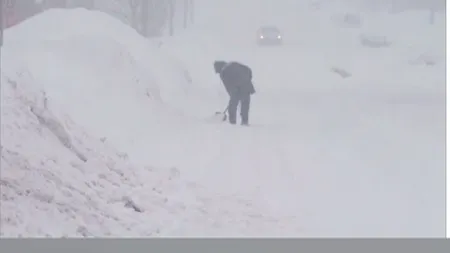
[260,35,264,39]
[277,35,281,39]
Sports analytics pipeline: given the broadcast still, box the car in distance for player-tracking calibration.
[256,26,283,46]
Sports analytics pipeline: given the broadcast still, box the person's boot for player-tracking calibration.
[229,115,237,124]
[241,115,249,126]
[240,96,250,126]
[227,96,238,125]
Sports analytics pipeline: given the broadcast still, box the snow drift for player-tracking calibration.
[0,9,300,237]
[2,8,203,157]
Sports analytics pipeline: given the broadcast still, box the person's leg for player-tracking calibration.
[228,95,239,124]
[240,93,251,125]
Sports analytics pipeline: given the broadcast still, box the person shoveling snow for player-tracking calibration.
[213,60,256,126]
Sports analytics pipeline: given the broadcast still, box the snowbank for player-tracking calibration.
[1,9,300,237]
[2,8,196,151]
[1,70,169,236]
[1,71,296,236]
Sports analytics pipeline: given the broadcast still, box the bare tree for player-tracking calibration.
[189,0,194,24]
[183,0,188,29]
[140,0,148,36]
[147,0,169,37]
[167,0,175,36]
[128,0,140,32]
[429,8,435,24]
[86,0,172,37]
[96,0,132,27]
[1,0,3,47]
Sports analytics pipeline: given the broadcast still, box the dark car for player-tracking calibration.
[256,26,283,46]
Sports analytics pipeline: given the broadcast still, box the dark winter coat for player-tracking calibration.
[214,61,255,97]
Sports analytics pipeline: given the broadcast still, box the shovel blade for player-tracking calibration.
[206,113,227,123]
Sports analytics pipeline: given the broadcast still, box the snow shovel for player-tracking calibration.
[215,106,228,121]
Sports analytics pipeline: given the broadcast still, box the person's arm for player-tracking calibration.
[247,68,255,94]
[249,81,256,94]
[224,83,233,96]
[220,73,233,96]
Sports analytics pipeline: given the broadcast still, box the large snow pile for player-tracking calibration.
[0,9,300,237]
[2,8,200,154]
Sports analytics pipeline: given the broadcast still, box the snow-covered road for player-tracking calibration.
[157,23,445,235]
